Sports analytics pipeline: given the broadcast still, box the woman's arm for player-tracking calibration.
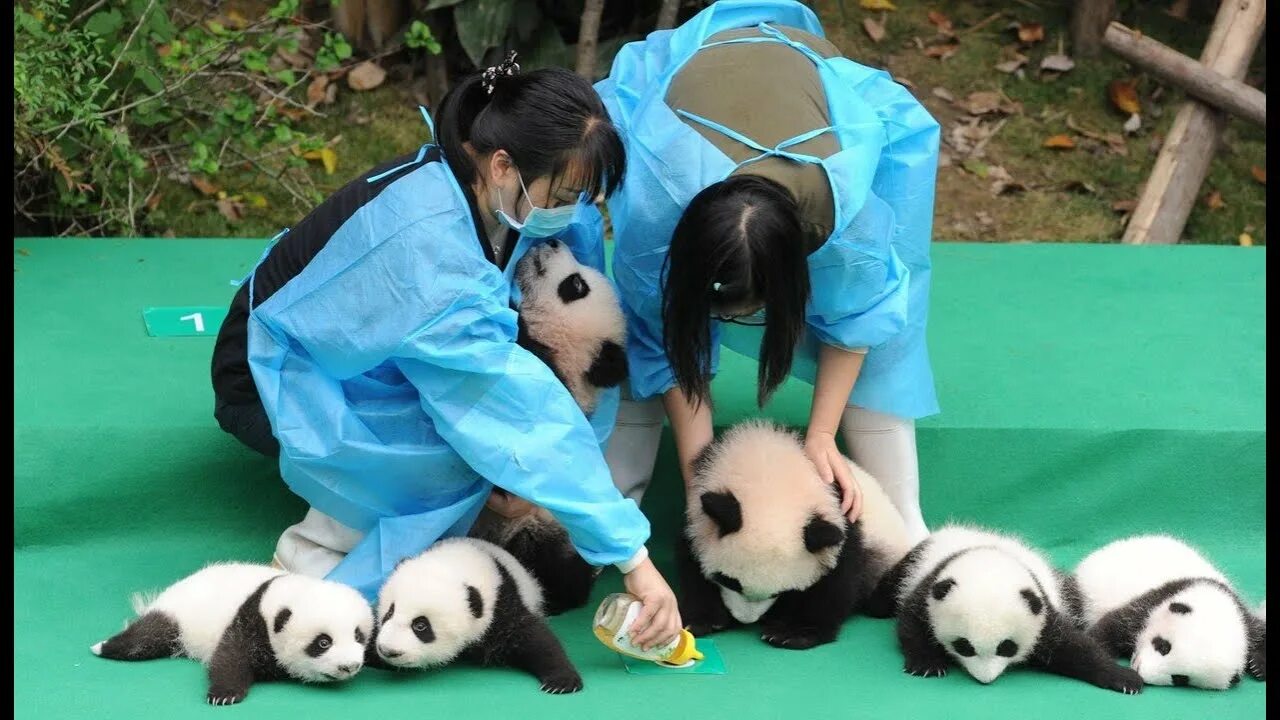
[662,384,715,491]
[805,343,867,521]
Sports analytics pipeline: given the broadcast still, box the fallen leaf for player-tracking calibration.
[1017,22,1045,44]
[1123,113,1142,134]
[1165,0,1190,20]
[938,150,953,168]
[1108,79,1141,114]
[307,76,329,107]
[859,0,897,10]
[995,54,1028,73]
[927,10,954,35]
[276,46,310,69]
[347,61,386,91]
[1239,232,1254,246]
[932,87,955,102]
[924,42,960,60]
[145,192,162,211]
[1043,134,1075,149]
[216,198,244,222]
[191,177,219,196]
[225,9,248,29]
[1063,180,1097,195]
[1251,165,1266,184]
[947,120,994,157]
[324,83,338,105]
[1204,190,1224,210]
[988,165,1026,195]
[1112,199,1137,213]
[303,147,339,175]
[962,158,990,178]
[1041,54,1075,73]
[961,91,1004,115]
[863,15,886,43]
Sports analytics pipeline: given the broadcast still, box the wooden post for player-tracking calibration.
[1071,0,1117,57]
[575,0,605,79]
[1121,0,1266,245]
[1104,22,1265,126]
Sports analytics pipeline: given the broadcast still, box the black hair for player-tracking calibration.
[662,175,810,408]
[434,65,625,201]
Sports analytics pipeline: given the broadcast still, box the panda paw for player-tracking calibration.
[760,627,832,650]
[206,689,247,706]
[539,672,584,695]
[1247,652,1266,681]
[904,660,949,678]
[1097,665,1144,695]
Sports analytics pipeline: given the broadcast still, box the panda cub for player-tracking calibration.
[371,537,583,694]
[91,563,373,705]
[678,420,912,650]
[468,239,630,616]
[868,525,1143,694]
[1074,534,1267,690]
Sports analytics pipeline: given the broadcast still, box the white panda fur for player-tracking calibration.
[468,239,629,617]
[92,562,373,705]
[372,538,583,694]
[1073,535,1267,689]
[869,525,1143,694]
[677,420,911,650]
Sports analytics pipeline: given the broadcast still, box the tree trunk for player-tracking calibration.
[1070,0,1117,58]
[1121,0,1266,245]
[656,0,679,30]
[1103,22,1265,126]
[575,0,605,80]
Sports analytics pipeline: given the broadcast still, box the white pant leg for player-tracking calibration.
[604,395,666,505]
[839,405,929,544]
[273,507,364,578]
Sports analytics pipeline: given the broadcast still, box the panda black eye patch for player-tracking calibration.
[557,273,590,303]
[411,616,435,643]
[305,633,333,657]
[1169,602,1192,614]
[355,628,366,645]
[951,638,977,657]
[710,572,743,594]
[996,640,1018,657]
[1152,636,1172,655]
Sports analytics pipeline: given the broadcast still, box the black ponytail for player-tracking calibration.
[434,60,625,200]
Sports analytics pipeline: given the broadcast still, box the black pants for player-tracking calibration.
[214,396,280,458]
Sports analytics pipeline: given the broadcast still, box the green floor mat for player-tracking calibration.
[13,239,1266,719]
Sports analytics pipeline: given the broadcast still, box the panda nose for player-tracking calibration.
[338,663,361,675]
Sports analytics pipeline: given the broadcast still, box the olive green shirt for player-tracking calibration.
[665,25,840,250]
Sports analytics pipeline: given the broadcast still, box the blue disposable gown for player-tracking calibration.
[596,0,941,420]
[245,150,645,599]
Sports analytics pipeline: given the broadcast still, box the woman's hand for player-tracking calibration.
[621,557,684,651]
[484,489,537,519]
[805,430,863,523]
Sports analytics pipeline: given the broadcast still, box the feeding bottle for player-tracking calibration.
[593,593,703,668]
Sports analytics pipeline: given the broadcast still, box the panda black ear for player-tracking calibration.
[467,585,484,619]
[803,516,844,553]
[700,491,742,537]
[273,607,292,633]
[585,341,628,388]
[931,579,956,601]
[1019,588,1043,615]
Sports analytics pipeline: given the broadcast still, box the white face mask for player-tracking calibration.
[493,170,578,238]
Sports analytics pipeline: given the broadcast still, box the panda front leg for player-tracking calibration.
[1031,614,1144,695]
[506,619,584,695]
[896,605,951,678]
[205,633,258,705]
[758,572,855,650]
[1247,613,1266,681]
[675,534,734,637]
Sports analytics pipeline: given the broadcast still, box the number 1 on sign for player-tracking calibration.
[180,312,206,333]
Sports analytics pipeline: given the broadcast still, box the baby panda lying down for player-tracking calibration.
[91,563,372,705]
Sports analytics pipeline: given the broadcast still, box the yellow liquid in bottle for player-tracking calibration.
[593,593,703,667]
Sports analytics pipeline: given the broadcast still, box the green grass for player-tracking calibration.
[151,0,1266,244]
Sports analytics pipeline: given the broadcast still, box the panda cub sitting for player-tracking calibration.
[91,563,373,705]
[868,524,1143,694]
[468,239,629,616]
[1074,534,1266,690]
[678,420,912,649]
